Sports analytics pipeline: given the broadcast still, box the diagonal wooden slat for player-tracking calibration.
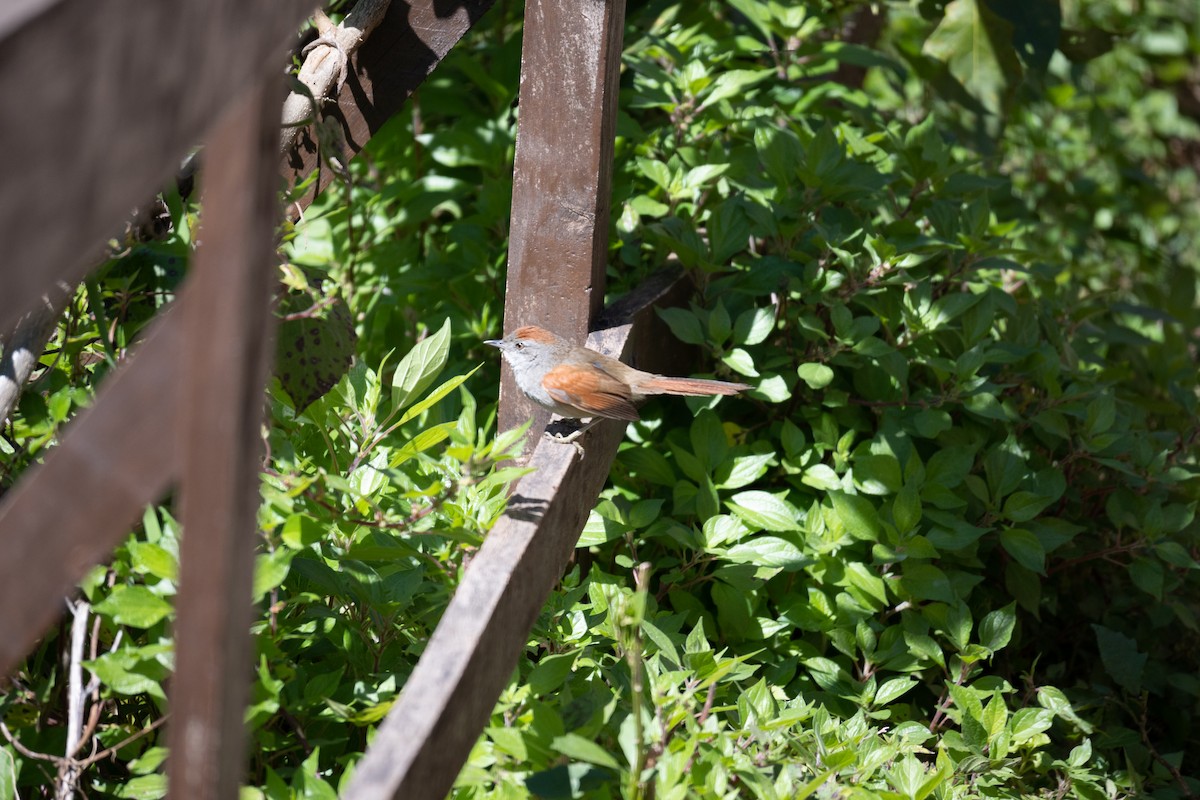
[0,0,312,333]
[343,275,689,798]
[0,320,179,677]
[167,79,286,799]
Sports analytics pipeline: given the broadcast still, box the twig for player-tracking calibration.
[0,283,73,425]
[56,599,92,800]
[75,715,168,769]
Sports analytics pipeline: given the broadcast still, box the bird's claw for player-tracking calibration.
[543,418,600,457]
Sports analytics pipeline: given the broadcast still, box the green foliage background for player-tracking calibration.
[2,0,1199,797]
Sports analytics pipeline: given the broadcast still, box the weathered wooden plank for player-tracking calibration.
[342,270,686,799]
[167,81,284,799]
[0,320,179,678]
[282,0,498,209]
[0,0,51,39]
[0,0,311,333]
[497,0,628,438]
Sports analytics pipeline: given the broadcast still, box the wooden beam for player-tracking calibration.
[497,0,628,439]
[282,0,498,209]
[0,0,311,333]
[167,80,284,798]
[0,321,179,678]
[342,272,687,800]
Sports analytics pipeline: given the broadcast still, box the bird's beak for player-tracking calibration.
[484,338,502,348]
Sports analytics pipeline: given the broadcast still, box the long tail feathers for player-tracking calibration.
[637,376,752,397]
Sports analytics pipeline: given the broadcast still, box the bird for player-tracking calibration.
[485,325,751,441]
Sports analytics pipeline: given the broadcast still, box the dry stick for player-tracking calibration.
[280,0,392,152]
[0,284,72,425]
[57,599,90,800]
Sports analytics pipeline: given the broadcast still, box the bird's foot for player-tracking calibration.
[543,418,599,456]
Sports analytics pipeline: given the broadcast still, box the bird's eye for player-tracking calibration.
[514,342,525,350]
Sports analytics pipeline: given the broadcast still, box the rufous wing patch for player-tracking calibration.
[543,363,640,420]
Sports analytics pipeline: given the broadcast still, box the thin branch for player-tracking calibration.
[0,284,73,425]
[75,715,169,769]
[281,0,393,152]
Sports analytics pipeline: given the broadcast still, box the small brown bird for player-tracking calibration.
[486,325,751,438]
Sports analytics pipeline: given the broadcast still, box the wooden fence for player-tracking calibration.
[0,0,694,796]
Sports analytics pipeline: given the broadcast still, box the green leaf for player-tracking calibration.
[281,513,324,549]
[1000,528,1045,574]
[978,603,1016,653]
[709,198,753,263]
[754,125,802,185]
[1001,490,1052,522]
[0,742,16,800]
[127,542,179,582]
[912,409,953,438]
[1129,557,1164,600]
[963,391,1010,420]
[551,733,622,771]
[723,535,809,569]
[391,318,451,412]
[389,421,458,468]
[681,163,730,193]
[657,307,705,345]
[628,499,665,528]
[734,306,775,346]
[703,515,749,548]
[874,677,918,706]
[398,366,479,425]
[1091,625,1146,693]
[902,563,956,603]
[1037,686,1094,733]
[698,68,772,110]
[925,446,975,489]
[829,491,882,541]
[1009,707,1054,744]
[94,586,172,628]
[637,157,672,191]
[619,447,678,487]
[528,651,578,695]
[893,483,923,534]
[722,347,759,377]
[253,549,294,601]
[854,454,902,495]
[715,453,774,490]
[801,464,841,491]
[641,619,681,667]
[578,508,629,547]
[924,0,1023,114]
[713,580,759,642]
[845,563,888,610]
[797,363,834,389]
[726,490,801,532]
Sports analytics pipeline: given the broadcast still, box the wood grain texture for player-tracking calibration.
[0,320,179,678]
[0,0,311,333]
[282,0,498,210]
[497,0,628,439]
[167,81,283,799]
